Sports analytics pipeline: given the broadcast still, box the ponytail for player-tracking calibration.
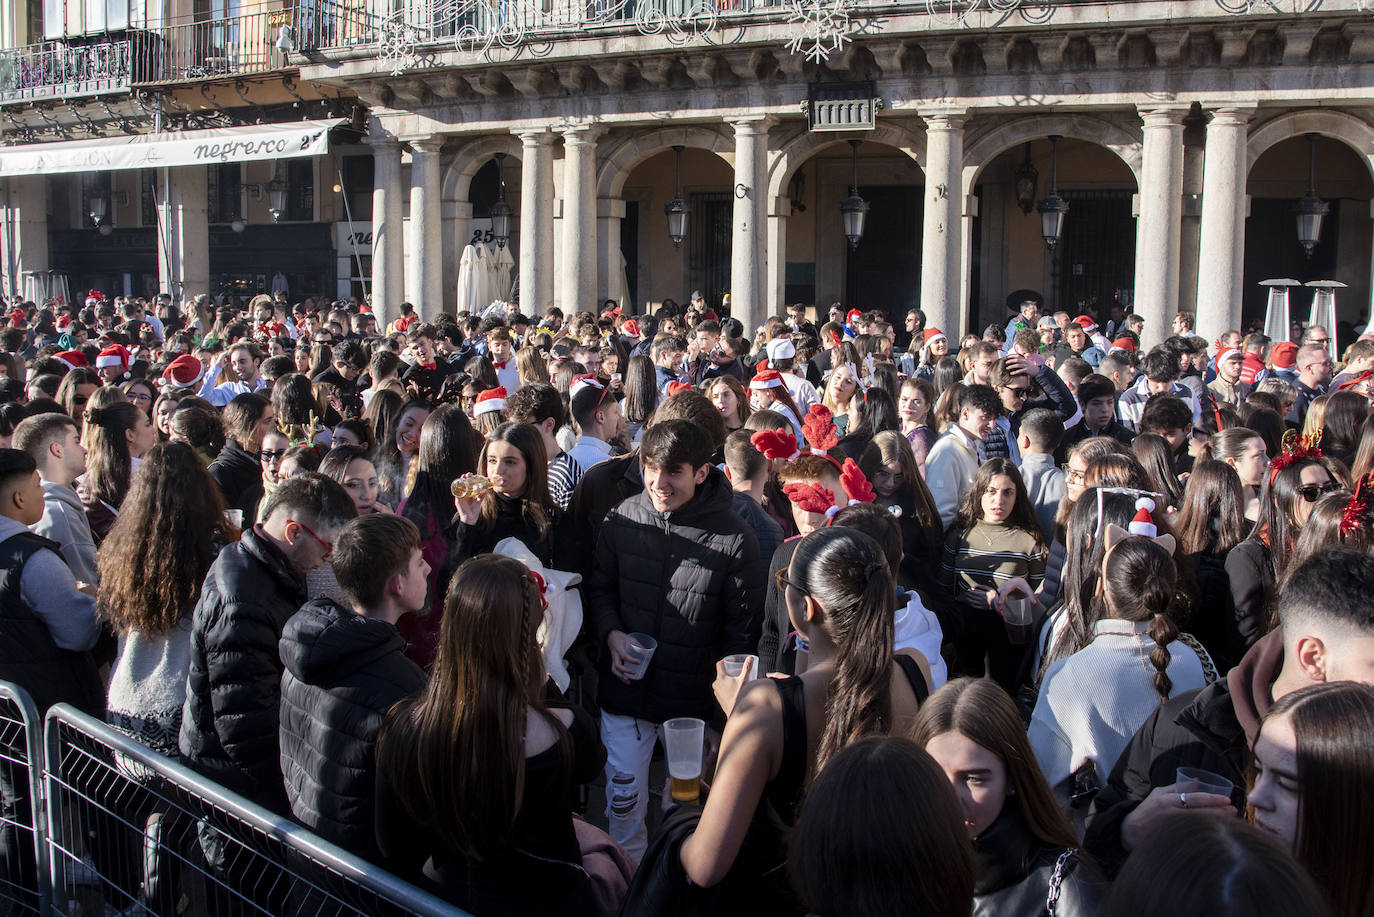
[1147,611,1179,700]
[815,557,896,775]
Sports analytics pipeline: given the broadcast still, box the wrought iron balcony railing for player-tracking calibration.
[0,38,134,103]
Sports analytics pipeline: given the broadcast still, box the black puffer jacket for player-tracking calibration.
[208,439,263,522]
[279,598,427,862]
[587,468,763,723]
[179,526,306,813]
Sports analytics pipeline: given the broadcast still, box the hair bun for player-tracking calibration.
[84,407,104,425]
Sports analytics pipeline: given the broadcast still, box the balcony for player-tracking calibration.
[0,38,134,103]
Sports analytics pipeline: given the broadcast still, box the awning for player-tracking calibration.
[0,119,345,176]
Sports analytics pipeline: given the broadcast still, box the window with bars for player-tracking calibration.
[1054,189,1136,316]
[207,163,241,224]
[687,191,730,312]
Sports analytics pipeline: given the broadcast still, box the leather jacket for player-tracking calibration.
[972,800,1107,917]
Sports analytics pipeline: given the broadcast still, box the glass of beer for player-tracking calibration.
[663,717,705,805]
[450,474,492,500]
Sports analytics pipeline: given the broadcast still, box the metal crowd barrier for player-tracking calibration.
[0,683,49,915]
[0,681,468,917]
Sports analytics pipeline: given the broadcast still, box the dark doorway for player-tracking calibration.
[688,191,730,310]
[1242,198,1341,333]
[1053,189,1136,318]
[845,185,921,323]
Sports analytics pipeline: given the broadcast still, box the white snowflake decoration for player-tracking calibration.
[378,11,425,75]
[785,0,863,63]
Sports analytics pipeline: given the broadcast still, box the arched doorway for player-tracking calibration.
[1244,134,1374,336]
[964,132,1139,336]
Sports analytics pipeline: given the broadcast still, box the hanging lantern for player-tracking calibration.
[664,145,689,249]
[489,151,513,248]
[839,139,869,251]
[1295,133,1328,259]
[1037,135,1069,250]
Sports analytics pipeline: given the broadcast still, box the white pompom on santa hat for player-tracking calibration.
[1128,497,1157,538]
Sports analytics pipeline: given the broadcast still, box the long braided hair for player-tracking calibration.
[1100,536,1180,700]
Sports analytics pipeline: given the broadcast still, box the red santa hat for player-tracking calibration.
[1074,315,1099,332]
[749,369,786,391]
[845,309,863,326]
[1216,347,1243,365]
[7,308,26,328]
[96,344,132,373]
[473,386,507,416]
[54,350,87,370]
[1109,337,1137,354]
[1128,497,1158,538]
[622,319,641,338]
[161,353,205,389]
[922,328,946,347]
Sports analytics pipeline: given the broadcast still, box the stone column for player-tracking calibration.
[0,177,49,301]
[519,129,556,315]
[370,137,405,331]
[157,166,208,301]
[919,111,966,338]
[766,195,789,320]
[1133,106,1188,350]
[559,125,599,313]
[407,138,443,316]
[731,118,769,334]
[598,197,627,306]
[1195,106,1254,345]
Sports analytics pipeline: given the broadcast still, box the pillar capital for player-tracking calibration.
[560,123,605,145]
[731,116,776,136]
[1137,105,1190,128]
[365,134,402,152]
[1202,105,1258,128]
[518,128,557,147]
[918,108,968,131]
[407,138,444,154]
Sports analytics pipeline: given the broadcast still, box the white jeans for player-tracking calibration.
[600,711,660,862]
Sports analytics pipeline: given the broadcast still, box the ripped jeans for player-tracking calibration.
[600,711,661,863]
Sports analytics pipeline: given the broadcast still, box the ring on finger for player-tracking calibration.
[1179,792,1189,808]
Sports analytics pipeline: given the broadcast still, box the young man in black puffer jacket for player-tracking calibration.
[587,419,764,861]
[179,473,356,815]
[279,514,428,863]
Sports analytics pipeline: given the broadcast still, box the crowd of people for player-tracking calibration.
[0,286,1372,917]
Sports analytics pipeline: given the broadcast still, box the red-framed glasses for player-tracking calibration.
[289,519,333,558]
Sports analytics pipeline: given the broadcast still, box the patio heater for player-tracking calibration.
[839,139,869,251]
[665,145,689,249]
[1307,280,1344,361]
[1260,278,1301,345]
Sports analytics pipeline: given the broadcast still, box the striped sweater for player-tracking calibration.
[939,520,1046,600]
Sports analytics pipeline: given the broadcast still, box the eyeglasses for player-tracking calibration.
[1003,385,1031,400]
[775,568,809,597]
[289,519,333,557]
[259,448,286,462]
[1061,464,1086,484]
[127,391,152,404]
[1296,481,1341,503]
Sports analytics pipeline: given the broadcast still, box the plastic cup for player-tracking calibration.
[723,653,759,682]
[623,632,657,681]
[662,717,705,804]
[224,509,243,529]
[1001,595,1034,645]
[1175,766,1234,799]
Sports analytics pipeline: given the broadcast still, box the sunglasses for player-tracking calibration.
[775,568,809,597]
[289,519,333,558]
[1296,481,1342,503]
[259,449,286,462]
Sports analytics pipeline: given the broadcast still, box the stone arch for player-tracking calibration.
[960,114,1144,198]
[765,119,928,204]
[595,125,735,200]
[440,134,525,203]
[1246,109,1374,181]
